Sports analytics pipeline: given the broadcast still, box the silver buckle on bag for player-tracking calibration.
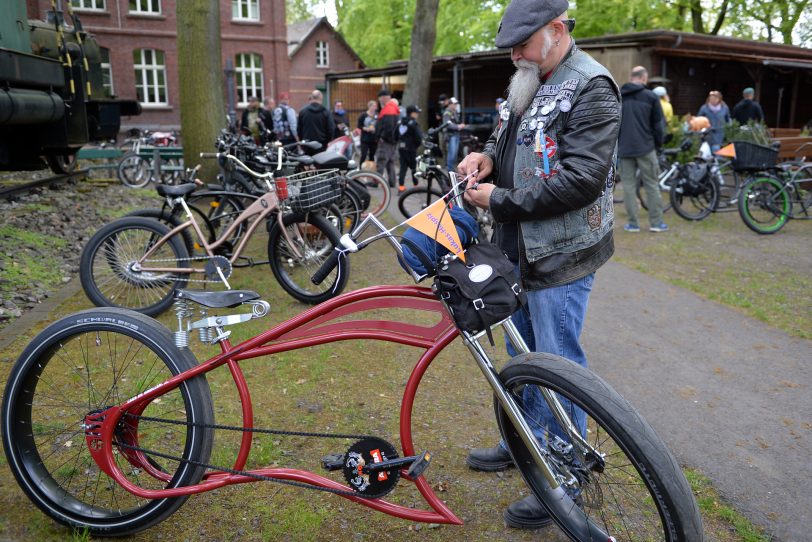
[512,284,522,295]
[473,298,485,310]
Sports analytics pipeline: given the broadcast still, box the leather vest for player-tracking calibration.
[497,45,618,262]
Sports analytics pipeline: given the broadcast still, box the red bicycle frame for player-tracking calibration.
[84,284,464,525]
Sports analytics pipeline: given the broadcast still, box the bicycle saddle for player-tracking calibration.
[156,183,197,198]
[290,155,315,166]
[312,150,348,170]
[175,289,260,308]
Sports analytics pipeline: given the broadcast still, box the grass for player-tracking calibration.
[0,203,797,541]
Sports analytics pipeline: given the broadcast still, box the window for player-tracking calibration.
[71,0,106,10]
[235,53,264,106]
[232,0,260,21]
[316,41,329,68]
[129,0,160,14]
[100,47,114,97]
[133,49,167,105]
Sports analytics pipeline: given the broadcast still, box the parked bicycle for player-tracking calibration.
[3,178,703,540]
[79,153,348,315]
[736,141,812,234]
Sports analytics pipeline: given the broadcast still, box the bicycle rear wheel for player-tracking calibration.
[496,353,703,541]
[268,211,349,304]
[118,152,152,188]
[347,170,391,217]
[670,174,719,221]
[737,176,790,234]
[2,308,214,537]
[79,217,190,316]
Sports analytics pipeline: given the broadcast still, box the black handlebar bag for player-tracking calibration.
[433,243,527,344]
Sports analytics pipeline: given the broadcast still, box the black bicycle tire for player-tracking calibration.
[2,308,214,537]
[636,175,673,213]
[79,217,190,316]
[496,353,703,541]
[398,186,445,219]
[737,176,791,234]
[267,212,349,304]
[670,173,719,221]
[336,186,363,234]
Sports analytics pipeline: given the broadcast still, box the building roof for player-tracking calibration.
[326,29,812,79]
[286,17,365,68]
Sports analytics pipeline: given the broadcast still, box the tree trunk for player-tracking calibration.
[176,1,225,181]
[709,0,729,35]
[690,0,705,33]
[400,0,440,129]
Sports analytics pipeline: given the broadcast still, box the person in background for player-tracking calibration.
[357,100,378,166]
[374,88,401,187]
[697,90,730,152]
[442,97,466,171]
[263,96,276,113]
[434,93,449,127]
[240,96,272,144]
[732,87,764,125]
[458,0,620,528]
[397,105,423,192]
[618,66,667,233]
[493,97,505,132]
[332,100,349,138]
[297,90,335,154]
[273,92,298,146]
[652,86,673,123]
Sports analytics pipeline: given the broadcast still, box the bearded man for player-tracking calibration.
[457,0,620,530]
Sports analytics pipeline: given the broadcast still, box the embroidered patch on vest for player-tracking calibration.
[587,203,601,231]
[535,136,557,159]
[519,167,534,179]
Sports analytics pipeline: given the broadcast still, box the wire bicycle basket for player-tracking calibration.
[281,169,343,212]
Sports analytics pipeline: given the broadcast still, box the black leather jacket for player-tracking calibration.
[482,59,620,288]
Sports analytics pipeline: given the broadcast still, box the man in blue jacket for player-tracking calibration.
[617,66,667,232]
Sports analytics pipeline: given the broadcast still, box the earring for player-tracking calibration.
[555,39,560,47]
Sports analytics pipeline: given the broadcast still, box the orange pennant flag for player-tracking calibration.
[715,143,736,158]
[404,198,466,262]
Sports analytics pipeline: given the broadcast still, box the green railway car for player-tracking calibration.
[0,1,140,173]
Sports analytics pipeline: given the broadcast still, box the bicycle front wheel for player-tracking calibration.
[398,186,444,219]
[348,170,391,217]
[496,353,703,541]
[670,174,719,221]
[79,217,190,316]
[738,176,791,234]
[268,211,349,304]
[2,308,214,537]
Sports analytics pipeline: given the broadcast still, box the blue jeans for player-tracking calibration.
[502,272,594,447]
[446,134,460,171]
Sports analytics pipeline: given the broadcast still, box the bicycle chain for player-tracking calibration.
[131,254,232,284]
[118,413,396,499]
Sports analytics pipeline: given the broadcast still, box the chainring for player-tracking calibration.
[342,437,400,497]
[204,255,233,280]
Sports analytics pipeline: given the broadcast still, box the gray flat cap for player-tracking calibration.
[495,0,569,48]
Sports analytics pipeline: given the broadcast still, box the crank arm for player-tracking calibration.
[363,450,432,478]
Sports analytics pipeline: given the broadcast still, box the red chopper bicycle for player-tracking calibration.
[2,177,702,541]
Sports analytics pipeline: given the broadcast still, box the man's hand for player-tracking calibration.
[463,178,495,209]
[457,152,493,180]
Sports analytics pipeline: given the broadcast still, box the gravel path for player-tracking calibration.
[0,172,156,326]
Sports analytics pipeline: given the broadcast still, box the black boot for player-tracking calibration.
[465,445,514,472]
[504,494,553,529]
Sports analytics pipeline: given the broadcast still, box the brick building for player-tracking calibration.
[26,1,361,131]
[287,17,364,109]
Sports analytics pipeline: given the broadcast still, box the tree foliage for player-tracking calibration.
[329,0,809,68]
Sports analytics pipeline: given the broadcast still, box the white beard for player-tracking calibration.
[507,31,555,116]
[507,61,541,116]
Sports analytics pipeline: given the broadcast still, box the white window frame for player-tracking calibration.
[133,49,168,106]
[232,0,260,21]
[316,41,329,68]
[129,0,161,15]
[100,48,114,97]
[235,53,264,107]
[71,0,106,11]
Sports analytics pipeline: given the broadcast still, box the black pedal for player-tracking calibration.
[321,452,345,471]
[406,450,432,478]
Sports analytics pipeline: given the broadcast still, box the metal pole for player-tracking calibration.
[776,87,784,129]
[452,62,460,102]
[224,59,237,129]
